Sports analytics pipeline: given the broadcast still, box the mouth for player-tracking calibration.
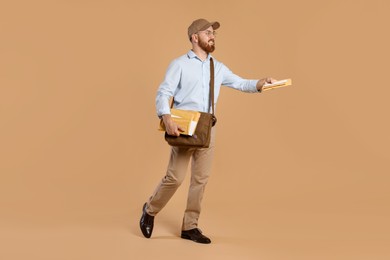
[209,41,214,46]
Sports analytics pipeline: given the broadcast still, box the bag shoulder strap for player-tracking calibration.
[170,57,215,115]
[209,57,215,115]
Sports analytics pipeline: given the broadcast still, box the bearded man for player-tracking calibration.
[140,18,276,244]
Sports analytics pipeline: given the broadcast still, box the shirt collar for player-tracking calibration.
[187,50,213,61]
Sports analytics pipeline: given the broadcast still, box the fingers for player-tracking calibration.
[167,130,180,136]
[261,77,277,86]
[167,129,180,136]
[267,77,277,84]
[167,125,184,136]
[173,128,181,136]
[173,126,185,136]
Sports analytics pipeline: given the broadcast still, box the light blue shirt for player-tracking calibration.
[156,50,259,117]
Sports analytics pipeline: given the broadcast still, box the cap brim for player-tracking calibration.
[211,21,220,30]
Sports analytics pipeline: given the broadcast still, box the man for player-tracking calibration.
[140,18,276,244]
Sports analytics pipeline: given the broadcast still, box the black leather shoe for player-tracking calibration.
[181,228,211,244]
[140,203,154,238]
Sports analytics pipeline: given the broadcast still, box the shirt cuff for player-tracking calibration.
[249,79,260,93]
[157,106,172,118]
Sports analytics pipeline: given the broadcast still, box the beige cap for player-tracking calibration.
[188,18,220,40]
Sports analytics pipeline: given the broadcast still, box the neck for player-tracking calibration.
[192,45,208,61]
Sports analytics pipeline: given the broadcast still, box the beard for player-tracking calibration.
[199,37,215,53]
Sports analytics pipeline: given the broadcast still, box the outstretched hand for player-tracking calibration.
[257,77,277,91]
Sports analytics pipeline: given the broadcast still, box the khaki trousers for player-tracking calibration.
[146,128,216,231]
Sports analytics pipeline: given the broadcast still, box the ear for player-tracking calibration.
[192,34,198,43]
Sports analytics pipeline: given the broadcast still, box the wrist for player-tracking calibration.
[162,114,172,123]
[256,79,266,92]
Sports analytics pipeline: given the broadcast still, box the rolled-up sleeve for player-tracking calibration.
[221,64,259,93]
[156,61,182,117]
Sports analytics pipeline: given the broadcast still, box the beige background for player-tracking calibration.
[1,0,389,259]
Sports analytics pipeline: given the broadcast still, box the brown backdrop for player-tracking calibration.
[1,0,389,259]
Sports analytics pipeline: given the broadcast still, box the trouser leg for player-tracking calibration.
[146,146,193,216]
[182,128,216,230]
